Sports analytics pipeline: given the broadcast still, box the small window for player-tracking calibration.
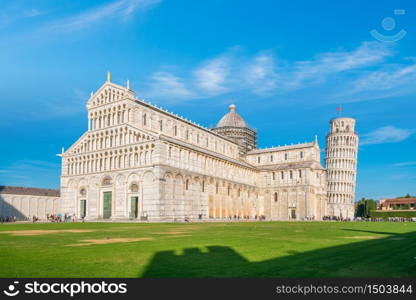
[80,188,87,196]
[285,153,288,160]
[227,186,230,195]
[258,157,261,163]
[159,120,163,131]
[174,125,177,136]
[299,170,302,178]
[102,176,112,186]
[274,192,278,202]
[185,179,189,190]
[272,172,276,180]
[300,151,304,159]
[281,171,284,180]
[202,181,205,192]
[130,183,139,192]
[186,130,189,140]
[289,170,293,179]
[143,114,147,126]
[270,155,273,162]
[216,183,219,194]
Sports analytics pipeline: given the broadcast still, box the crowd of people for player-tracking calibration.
[2,213,415,223]
[46,213,78,222]
[0,216,19,223]
[322,216,416,222]
[322,216,352,221]
[0,213,81,224]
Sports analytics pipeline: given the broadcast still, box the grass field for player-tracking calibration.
[0,221,415,277]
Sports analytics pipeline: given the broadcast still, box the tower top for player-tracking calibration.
[229,104,236,112]
[329,117,356,134]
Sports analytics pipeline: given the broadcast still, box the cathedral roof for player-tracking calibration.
[0,186,60,197]
[216,104,248,128]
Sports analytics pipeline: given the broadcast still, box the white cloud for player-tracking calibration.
[392,161,416,167]
[244,53,279,94]
[44,0,160,34]
[286,41,394,90]
[144,41,397,102]
[361,126,414,145]
[24,9,46,18]
[194,56,230,94]
[347,62,416,97]
[2,0,160,40]
[146,72,193,99]
[0,160,60,185]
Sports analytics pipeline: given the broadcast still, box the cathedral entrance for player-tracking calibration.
[130,197,139,219]
[80,200,86,218]
[103,191,112,219]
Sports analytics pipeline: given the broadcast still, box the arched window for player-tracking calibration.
[80,188,87,197]
[274,192,278,202]
[185,179,189,190]
[159,119,163,131]
[272,172,276,180]
[130,183,139,193]
[285,153,288,160]
[202,181,205,192]
[102,176,112,186]
[300,151,304,159]
[174,125,177,136]
[299,170,302,178]
[289,170,293,179]
[143,113,147,126]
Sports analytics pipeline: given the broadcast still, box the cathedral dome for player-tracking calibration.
[216,104,248,128]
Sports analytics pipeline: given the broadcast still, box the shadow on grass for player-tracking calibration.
[341,228,400,235]
[142,230,416,277]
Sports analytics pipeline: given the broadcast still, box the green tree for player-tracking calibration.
[402,204,411,210]
[355,198,377,218]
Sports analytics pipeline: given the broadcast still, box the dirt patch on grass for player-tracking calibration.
[153,231,189,235]
[68,237,154,246]
[0,229,96,236]
[164,234,192,238]
[344,235,385,240]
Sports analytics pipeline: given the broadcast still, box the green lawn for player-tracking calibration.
[0,221,415,277]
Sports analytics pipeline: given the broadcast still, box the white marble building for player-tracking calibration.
[0,186,60,221]
[59,73,358,221]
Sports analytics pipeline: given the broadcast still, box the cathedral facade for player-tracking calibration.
[59,74,358,222]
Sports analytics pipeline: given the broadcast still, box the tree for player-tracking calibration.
[354,198,377,218]
[402,204,411,210]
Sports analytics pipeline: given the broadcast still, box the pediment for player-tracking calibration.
[64,124,158,156]
[87,81,135,109]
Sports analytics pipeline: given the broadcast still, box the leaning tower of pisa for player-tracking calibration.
[325,117,359,218]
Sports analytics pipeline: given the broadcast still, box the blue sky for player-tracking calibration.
[0,0,415,200]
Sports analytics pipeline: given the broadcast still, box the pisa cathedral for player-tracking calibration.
[59,73,359,222]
